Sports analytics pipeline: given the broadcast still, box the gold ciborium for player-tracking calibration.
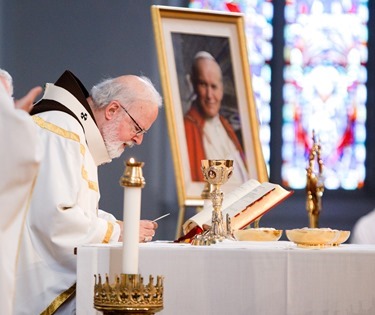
[306,131,324,228]
[192,159,235,246]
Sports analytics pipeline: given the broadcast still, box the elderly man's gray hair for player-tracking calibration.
[90,76,162,110]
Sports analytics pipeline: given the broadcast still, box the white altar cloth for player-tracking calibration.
[77,241,375,315]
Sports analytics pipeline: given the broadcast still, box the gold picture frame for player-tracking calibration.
[151,6,268,234]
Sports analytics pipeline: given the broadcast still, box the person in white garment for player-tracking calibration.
[184,51,248,184]
[351,209,375,244]
[13,70,162,315]
[0,69,43,315]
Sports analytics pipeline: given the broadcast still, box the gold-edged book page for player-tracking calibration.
[182,179,293,234]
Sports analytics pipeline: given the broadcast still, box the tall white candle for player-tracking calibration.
[120,158,145,275]
[122,186,141,274]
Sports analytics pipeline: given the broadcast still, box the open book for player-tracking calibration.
[182,179,293,236]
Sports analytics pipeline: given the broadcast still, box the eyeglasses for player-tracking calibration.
[120,105,147,136]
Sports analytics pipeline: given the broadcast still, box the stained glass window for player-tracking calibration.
[189,0,274,174]
[189,0,369,191]
[282,0,368,190]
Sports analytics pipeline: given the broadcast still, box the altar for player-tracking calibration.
[77,241,375,315]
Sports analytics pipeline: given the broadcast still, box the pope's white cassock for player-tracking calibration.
[0,84,42,314]
[12,71,121,315]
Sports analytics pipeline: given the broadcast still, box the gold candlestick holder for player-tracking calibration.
[93,158,164,314]
[192,159,235,246]
[94,274,164,314]
[306,131,324,228]
[120,158,146,188]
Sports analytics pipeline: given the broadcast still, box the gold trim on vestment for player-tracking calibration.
[80,144,86,156]
[33,116,80,142]
[33,115,86,155]
[81,166,99,192]
[102,221,114,244]
[33,116,98,192]
[40,283,76,315]
[41,83,111,166]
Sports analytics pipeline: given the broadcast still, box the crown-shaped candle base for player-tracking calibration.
[94,273,164,314]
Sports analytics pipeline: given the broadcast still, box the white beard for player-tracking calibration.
[102,115,134,159]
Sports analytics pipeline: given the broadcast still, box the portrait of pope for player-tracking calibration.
[171,33,248,186]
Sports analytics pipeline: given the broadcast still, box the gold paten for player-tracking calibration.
[94,274,164,314]
[234,228,283,242]
[192,159,236,246]
[306,131,324,228]
[286,228,350,248]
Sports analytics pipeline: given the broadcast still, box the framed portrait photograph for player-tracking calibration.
[151,5,268,210]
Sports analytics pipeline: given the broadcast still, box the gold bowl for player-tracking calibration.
[333,230,350,246]
[286,228,350,248]
[234,228,283,242]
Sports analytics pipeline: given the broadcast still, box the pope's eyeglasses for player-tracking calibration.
[120,105,147,136]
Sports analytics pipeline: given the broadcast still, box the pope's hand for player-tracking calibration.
[139,220,158,243]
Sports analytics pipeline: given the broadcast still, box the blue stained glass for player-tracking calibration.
[190,0,369,191]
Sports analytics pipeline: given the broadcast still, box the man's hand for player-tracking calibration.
[139,220,158,243]
[117,220,158,243]
[116,219,158,243]
[14,86,43,112]
[117,220,124,242]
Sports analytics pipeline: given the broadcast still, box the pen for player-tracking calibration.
[152,213,171,222]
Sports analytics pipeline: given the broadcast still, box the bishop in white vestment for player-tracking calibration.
[13,71,122,314]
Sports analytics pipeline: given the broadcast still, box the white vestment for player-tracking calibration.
[0,85,42,315]
[351,209,375,244]
[13,81,120,314]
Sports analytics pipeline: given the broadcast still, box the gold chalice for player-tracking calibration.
[192,159,235,246]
